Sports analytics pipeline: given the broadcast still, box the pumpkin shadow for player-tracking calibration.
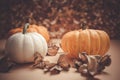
[95,71,110,76]
[11,63,33,71]
[81,71,109,80]
[101,71,109,75]
[85,75,100,80]
[80,73,100,80]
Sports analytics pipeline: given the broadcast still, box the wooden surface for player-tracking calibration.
[0,39,120,80]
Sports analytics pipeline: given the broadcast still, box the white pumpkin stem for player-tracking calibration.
[23,23,30,34]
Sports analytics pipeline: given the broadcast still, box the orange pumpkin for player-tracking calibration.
[61,28,110,58]
[8,24,50,42]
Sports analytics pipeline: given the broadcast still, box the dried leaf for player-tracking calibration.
[99,55,111,66]
[44,63,57,73]
[57,54,68,63]
[60,63,70,71]
[96,65,105,73]
[33,52,43,66]
[0,52,15,72]
[45,63,56,70]
[74,60,83,69]
[44,62,56,73]
[33,62,46,69]
[57,54,70,71]
[78,64,87,73]
[78,53,112,75]
[0,56,7,64]
[96,55,111,73]
[79,52,88,63]
[0,63,12,72]
[50,68,61,75]
[47,45,59,56]
[44,61,50,66]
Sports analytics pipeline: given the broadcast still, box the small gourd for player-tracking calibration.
[8,24,50,42]
[5,23,48,63]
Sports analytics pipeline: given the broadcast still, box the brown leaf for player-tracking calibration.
[47,45,59,56]
[57,54,70,71]
[43,61,50,66]
[45,63,56,70]
[60,63,70,71]
[50,68,61,75]
[44,62,57,73]
[79,52,88,63]
[33,62,46,69]
[99,55,111,66]
[0,51,15,72]
[33,52,43,66]
[74,60,83,69]
[57,54,68,63]
[0,54,7,64]
[78,64,88,73]
[0,62,15,73]
[96,55,111,73]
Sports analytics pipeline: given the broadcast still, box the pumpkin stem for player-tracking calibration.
[81,23,87,30]
[23,23,30,34]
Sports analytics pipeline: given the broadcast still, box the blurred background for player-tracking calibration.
[0,0,120,39]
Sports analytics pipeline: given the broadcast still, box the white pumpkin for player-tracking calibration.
[5,23,48,63]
